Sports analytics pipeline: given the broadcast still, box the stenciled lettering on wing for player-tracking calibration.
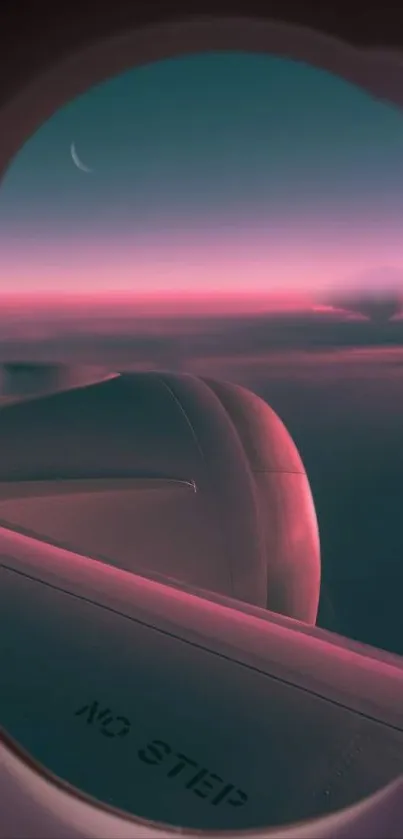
[74,700,248,808]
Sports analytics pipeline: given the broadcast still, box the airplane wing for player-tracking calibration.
[1,523,402,837]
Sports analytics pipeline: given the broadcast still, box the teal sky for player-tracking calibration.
[1,51,403,303]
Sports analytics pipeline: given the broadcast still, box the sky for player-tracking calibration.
[1,51,403,310]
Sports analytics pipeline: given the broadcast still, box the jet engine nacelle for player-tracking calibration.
[0,372,320,624]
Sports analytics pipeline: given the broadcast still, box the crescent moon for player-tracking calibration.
[70,142,93,173]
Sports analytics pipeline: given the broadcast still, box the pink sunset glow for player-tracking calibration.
[2,229,403,316]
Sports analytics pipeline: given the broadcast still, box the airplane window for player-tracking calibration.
[1,50,403,660]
